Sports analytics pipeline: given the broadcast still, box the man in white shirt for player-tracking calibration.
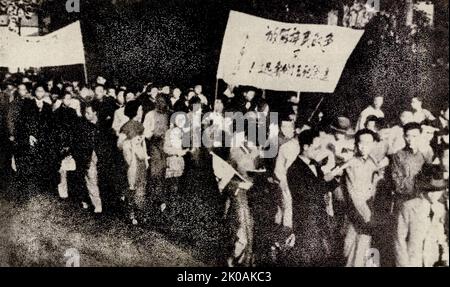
[356,95,385,131]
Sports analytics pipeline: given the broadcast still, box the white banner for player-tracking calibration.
[217,11,365,93]
[0,21,86,69]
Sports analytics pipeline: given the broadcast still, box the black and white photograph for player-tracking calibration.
[0,0,449,271]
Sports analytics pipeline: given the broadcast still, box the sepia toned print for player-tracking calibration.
[0,0,448,268]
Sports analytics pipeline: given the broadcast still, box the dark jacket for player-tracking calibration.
[286,157,334,266]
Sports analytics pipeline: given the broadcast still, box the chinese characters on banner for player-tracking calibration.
[217,11,365,93]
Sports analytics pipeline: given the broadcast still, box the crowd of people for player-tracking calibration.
[0,71,448,267]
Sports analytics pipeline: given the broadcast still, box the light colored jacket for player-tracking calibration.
[395,196,449,267]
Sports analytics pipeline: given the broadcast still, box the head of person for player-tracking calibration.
[331,116,353,141]
[117,90,125,106]
[94,85,106,100]
[173,88,181,99]
[443,108,449,122]
[150,87,159,98]
[355,129,379,158]
[280,120,295,140]
[124,100,142,121]
[62,93,72,108]
[17,84,28,98]
[107,87,117,98]
[155,94,168,114]
[365,115,379,132]
[245,89,256,102]
[161,86,170,95]
[372,95,384,110]
[172,112,188,129]
[400,111,414,126]
[213,98,225,114]
[33,85,46,101]
[403,122,422,151]
[421,123,437,144]
[298,129,321,161]
[194,85,202,95]
[125,92,135,103]
[411,96,423,111]
[64,84,74,94]
[85,101,100,124]
[47,80,54,90]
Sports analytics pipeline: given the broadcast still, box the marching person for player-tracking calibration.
[285,129,335,266]
[391,122,434,212]
[395,165,449,267]
[143,95,169,212]
[15,84,55,195]
[225,124,261,267]
[118,100,148,225]
[342,129,388,267]
[74,102,105,214]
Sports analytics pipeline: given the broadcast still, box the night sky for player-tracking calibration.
[41,0,448,123]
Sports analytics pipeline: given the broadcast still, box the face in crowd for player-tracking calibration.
[373,96,384,110]
[34,86,46,101]
[62,93,72,108]
[108,88,117,99]
[404,126,421,151]
[150,87,159,99]
[117,91,125,106]
[194,85,202,95]
[85,106,97,123]
[173,88,181,99]
[94,85,106,100]
[280,121,295,140]
[245,90,256,102]
[213,99,224,114]
[18,84,28,98]
[356,132,376,158]
[411,97,423,111]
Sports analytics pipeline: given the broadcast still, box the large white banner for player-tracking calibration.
[217,11,365,93]
[0,21,86,69]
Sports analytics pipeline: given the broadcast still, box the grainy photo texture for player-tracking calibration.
[0,0,448,268]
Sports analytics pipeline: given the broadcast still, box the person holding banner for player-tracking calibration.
[224,122,262,267]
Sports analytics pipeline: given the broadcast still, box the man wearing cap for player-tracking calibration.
[395,166,449,267]
[329,117,355,166]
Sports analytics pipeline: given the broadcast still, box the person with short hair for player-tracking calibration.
[391,122,434,211]
[285,129,335,266]
[411,96,436,124]
[356,95,385,131]
[118,100,148,225]
[395,166,449,267]
[343,129,387,267]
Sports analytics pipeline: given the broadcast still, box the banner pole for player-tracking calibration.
[83,63,88,85]
[308,95,324,123]
[214,78,219,100]
[296,91,301,103]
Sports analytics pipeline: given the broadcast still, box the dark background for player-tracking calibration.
[38,0,450,124]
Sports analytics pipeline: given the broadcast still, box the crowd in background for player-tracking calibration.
[0,71,448,267]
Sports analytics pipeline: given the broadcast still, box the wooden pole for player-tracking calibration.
[214,78,219,100]
[308,95,324,123]
[83,63,88,85]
